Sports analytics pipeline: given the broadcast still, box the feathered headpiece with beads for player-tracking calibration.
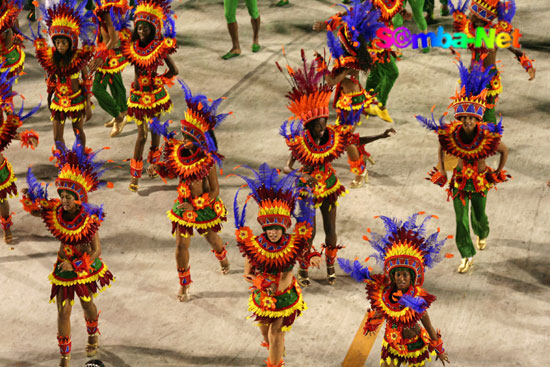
[450,59,494,120]
[276,49,332,126]
[339,213,449,287]
[327,0,383,72]
[134,0,176,40]
[0,0,24,31]
[40,0,97,49]
[233,163,314,231]
[93,0,130,18]
[469,0,499,22]
[178,80,230,164]
[52,137,111,204]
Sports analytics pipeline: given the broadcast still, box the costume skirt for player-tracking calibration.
[0,158,17,202]
[381,328,435,367]
[167,196,227,237]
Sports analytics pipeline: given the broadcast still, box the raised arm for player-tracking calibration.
[358,128,396,145]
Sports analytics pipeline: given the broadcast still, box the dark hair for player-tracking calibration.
[52,36,74,67]
[356,37,373,72]
[84,360,105,367]
[132,21,156,46]
[57,189,78,201]
[389,267,416,286]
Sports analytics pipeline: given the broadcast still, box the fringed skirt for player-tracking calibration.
[0,158,17,202]
[127,83,172,125]
[167,196,227,237]
[381,328,436,367]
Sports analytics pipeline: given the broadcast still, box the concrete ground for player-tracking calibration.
[1,0,549,366]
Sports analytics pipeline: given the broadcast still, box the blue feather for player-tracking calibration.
[82,203,105,221]
[337,258,372,282]
[26,168,49,201]
[398,293,428,314]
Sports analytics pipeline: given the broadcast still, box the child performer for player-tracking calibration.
[323,0,385,188]
[21,137,114,367]
[233,163,321,367]
[89,0,130,137]
[30,0,96,149]
[0,0,26,83]
[338,213,450,367]
[118,0,178,192]
[279,51,395,286]
[0,68,40,244]
[147,81,230,302]
[449,0,535,123]
[416,59,509,273]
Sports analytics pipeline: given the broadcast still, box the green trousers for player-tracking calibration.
[483,95,497,124]
[224,0,259,23]
[393,0,427,32]
[453,190,490,258]
[424,0,447,14]
[93,71,127,119]
[365,56,399,107]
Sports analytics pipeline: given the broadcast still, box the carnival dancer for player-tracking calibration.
[28,0,96,149]
[279,51,395,286]
[233,163,321,367]
[21,137,114,367]
[222,0,261,59]
[338,213,450,367]
[416,59,509,273]
[313,0,403,123]
[0,68,40,245]
[117,0,178,192]
[147,81,229,302]
[323,0,386,188]
[0,0,26,84]
[88,0,130,137]
[449,0,535,123]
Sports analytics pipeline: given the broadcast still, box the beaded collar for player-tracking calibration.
[439,120,501,161]
[164,139,218,182]
[42,201,102,245]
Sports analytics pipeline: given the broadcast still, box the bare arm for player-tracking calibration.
[206,165,220,201]
[164,55,179,79]
[358,128,396,145]
[283,153,296,174]
[508,46,535,80]
[421,312,449,366]
[88,232,102,264]
[495,141,508,173]
[325,68,348,87]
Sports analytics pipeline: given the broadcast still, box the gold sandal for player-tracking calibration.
[128,183,139,192]
[297,268,310,287]
[177,284,190,302]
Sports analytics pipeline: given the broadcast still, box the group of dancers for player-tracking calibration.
[0,0,536,366]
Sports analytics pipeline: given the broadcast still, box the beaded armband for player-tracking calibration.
[517,53,535,72]
[429,330,445,355]
[363,310,384,333]
[426,167,447,187]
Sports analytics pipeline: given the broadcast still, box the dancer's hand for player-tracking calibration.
[177,202,194,211]
[309,255,322,269]
[382,128,396,138]
[59,261,74,272]
[302,174,317,188]
[88,58,102,73]
[147,164,158,176]
[243,274,255,284]
[312,21,325,31]
[436,351,450,365]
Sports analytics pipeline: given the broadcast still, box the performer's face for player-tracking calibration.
[59,191,77,212]
[469,12,487,28]
[182,135,196,151]
[394,269,412,291]
[137,22,152,42]
[265,227,283,243]
[309,117,327,140]
[460,115,479,134]
[54,37,70,55]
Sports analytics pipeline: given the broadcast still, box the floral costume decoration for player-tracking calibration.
[21,137,114,306]
[93,0,130,74]
[449,0,534,123]
[278,51,356,208]
[118,0,177,125]
[0,67,40,233]
[28,0,96,123]
[338,213,449,367]
[233,163,318,332]
[149,81,229,240]
[416,59,509,260]
[0,0,26,81]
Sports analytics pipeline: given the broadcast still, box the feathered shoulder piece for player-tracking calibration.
[327,0,383,72]
[119,0,177,71]
[495,0,515,33]
[0,0,24,32]
[450,59,494,120]
[372,0,403,23]
[276,49,331,126]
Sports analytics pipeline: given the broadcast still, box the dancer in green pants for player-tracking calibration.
[417,59,509,274]
[222,0,261,59]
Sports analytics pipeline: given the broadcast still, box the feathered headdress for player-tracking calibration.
[41,0,97,49]
[276,49,332,126]
[93,0,130,18]
[339,213,449,287]
[495,0,516,33]
[327,0,383,72]
[450,59,494,120]
[372,0,403,23]
[53,136,111,204]
[469,0,500,22]
[178,80,230,165]
[0,0,24,31]
[134,0,176,40]
[233,163,314,231]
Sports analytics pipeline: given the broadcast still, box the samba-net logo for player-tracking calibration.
[375,26,522,49]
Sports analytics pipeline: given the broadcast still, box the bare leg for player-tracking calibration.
[251,16,261,45]
[259,324,270,347]
[320,200,338,284]
[267,318,285,365]
[226,22,241,55]
[56,290,72,367]
[298,210,316,287]
[0,199,12,243]
[72,116,86,147]
[205,229,230,273]
[53,119,65,150]
[176,227,192,300]
[130,122,148,188]
[79,297,99,356]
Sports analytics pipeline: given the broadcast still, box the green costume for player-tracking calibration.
[224,0,259,23]
[365,56,399,107]
[452,183,489,258]
[393,0,427,32]
[92,69,127,118]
